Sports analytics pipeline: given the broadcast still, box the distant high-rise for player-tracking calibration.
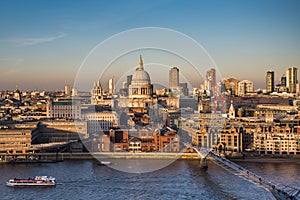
[286,67,297,93]
[266,71,274,93]
[169,67,179,89]
[108,78,114,95]
[72,88,78,96]
[179,82,188,96]
[205,68,216,91]
[65,85,71,97]
[280,74,286,86]
[127,75,132,85]
[222,77,239,95]
[237,80,253,96]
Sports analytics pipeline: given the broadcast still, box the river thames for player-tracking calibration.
[0,159,299,200]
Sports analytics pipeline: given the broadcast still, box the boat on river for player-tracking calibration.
[97,161,111,166]
[6,176,56,187]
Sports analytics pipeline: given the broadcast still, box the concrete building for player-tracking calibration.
[72,88,78,97]
[92,134,111,152]
[47,99,81,119]
[168,67,189,97]
[169,67,189,97]
[266,71,275,93]
[255,104,297,116]
[180,97,198,110]
[169,67,179,89]
[84,111,118,136]
[222,77,239,95]
[108,78,114,95]
[119,75,132,96]
[281,74,287,86]
[275,74,288,93]
[36,120,88,143]
[219,125,243,153]
[65,85,71,97]
[191,122,242,153]
[191,124,221,150]
[286,67,297,93]
[205,68,216,91]
[179,82,188,96]
[254,125,300,155]
[0,123,37,153]
[237,80,254,96]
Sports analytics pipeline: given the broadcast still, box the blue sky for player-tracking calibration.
[0,0,299,90]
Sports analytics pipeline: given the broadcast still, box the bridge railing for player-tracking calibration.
[192,147,300,200]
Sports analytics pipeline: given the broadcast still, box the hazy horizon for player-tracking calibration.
[1,0,299,91]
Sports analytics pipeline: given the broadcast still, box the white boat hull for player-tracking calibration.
[6,182,56,187]
[6,176,56,187]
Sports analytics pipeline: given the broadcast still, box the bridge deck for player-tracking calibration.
[191,147,300,200]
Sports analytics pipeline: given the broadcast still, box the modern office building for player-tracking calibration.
[37,120,88,142]
[84,111,118,136]
[286,67,297,93]
[108,78,114,95]
[281,74,286,86]
[266,71,274,93]
[72,88,78,97]
[65,85,71,97]
[179,82,188,96]
[222,77,239,95]
[237,80,254,96]
[169,67,179,89]
[0,123,36,153]
[205,68,216,91]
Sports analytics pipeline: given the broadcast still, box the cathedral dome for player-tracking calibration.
[131,55,151,86]
[128,55,153,99]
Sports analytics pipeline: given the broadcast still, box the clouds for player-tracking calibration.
[2,68,21,75]
[9,32,66,46]
[0,57,24,64]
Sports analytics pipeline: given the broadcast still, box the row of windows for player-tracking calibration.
[87,116,116,120]
[88,122,113,124]
[52,106,80,110]
[261,145,300,148]
[263,148,297,151]
[52,114,80,118]
[0,142,28,144]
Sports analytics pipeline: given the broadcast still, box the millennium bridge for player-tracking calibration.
[191,146,300,200]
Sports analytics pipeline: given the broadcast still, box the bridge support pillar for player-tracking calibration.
[199,157,208,170]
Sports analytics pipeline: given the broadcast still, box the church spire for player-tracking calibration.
[138,55,143,70]
[228,100,235,119]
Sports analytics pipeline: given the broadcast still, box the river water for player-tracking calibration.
[0,159,299,200]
